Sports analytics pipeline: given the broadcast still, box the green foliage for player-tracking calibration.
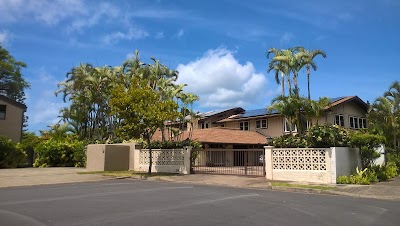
[368,81,400,150]
[308,124,350,147]
[350,132,385,168]
[33,136,86,167]
[337,163,398,185]
[110,76,180,142]
[0,45,30,103]
[272,134,307,148]
[0,136,26,168]
[141,140,202,149]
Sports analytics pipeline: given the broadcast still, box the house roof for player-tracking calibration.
[0,95,27,110]
[327,96,368,110]
[216,96,367,123]
[153,127,267,145]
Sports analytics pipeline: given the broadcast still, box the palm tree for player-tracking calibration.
[298,48,327,100]
[267,48,289,97]
[268,95,300,135]
[369,81,400,150]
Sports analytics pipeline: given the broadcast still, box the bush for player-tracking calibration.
[350,132,385,169]
[141,140,202,149]
[307,124,350,148]
[0,136,27,168]
[34,136,86,167]
[272,134,308,148]
[337,175,351,184]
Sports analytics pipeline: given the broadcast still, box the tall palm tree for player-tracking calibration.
[267,48,289,97]
[298,49,327,100]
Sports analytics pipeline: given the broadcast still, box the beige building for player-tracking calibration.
[0,95,27,142]
[190,96,368,140]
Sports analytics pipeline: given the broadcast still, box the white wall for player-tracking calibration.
[332,147,361,181]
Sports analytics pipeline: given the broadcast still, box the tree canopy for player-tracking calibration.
[0,45,30,103]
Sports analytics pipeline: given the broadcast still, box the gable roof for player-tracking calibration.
[327,96,368,111]
[153,127,267,145]
[0,95,27,110]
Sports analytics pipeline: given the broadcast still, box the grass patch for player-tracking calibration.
[272,181,337,191]
[78,170,179,178]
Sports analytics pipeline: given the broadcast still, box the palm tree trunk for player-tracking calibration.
[307,69,311,100]
[281,71,285,97]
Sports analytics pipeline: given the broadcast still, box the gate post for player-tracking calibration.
[183,146,192,175]
[264,146,274,180]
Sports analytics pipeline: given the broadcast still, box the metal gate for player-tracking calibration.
[191,149,265,177]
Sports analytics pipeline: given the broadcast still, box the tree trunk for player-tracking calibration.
[147,134,152,175]
[307,69,311,100]
[281,71,285,97]
[287,76,292,96]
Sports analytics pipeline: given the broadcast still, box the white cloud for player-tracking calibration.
[0,30,11,45]
[0,0,87,25]
[155,32,164,39]
[102,27,149,44]
[176,48,270,109]
[27,99,66,127]
[176,29,184,39]
[280,32,294,46]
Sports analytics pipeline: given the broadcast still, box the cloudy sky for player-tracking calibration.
[0,0,399,133]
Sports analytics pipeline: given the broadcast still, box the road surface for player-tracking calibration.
[0,179,399,225]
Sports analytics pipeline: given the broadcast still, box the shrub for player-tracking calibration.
[0,136,27,168]
[307,124,350,148]
[337,175,351,184]
[272,134,308,148]
[34,136,86,167]
[350,132,385,169]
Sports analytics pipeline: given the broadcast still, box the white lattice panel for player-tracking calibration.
[140,149,185,166]
[272,148,327,171]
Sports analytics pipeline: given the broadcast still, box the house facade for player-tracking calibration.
[0,95,27,142]
[191,96,368,139]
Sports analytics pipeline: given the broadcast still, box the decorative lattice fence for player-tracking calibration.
[140,149,185,166]
[272,148,328,171]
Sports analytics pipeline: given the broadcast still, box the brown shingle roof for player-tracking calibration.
[153,127,267,145]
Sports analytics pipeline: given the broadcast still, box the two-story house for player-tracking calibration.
[154,96,368,148]
[0,95,27,142]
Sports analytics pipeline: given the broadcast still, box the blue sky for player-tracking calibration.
[0,0,399,133]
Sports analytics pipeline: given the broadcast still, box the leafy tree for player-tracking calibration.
[110,76,180,174]
[0,45,30,104]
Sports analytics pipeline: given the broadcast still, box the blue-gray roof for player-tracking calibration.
[329,97,346,103]
[233,108,279,119]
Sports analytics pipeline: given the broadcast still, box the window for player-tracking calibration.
[200,122,210,129]
[256,119,268,129]
[334,114,344,127]
[349,116,367,129]
[239,121,249,131]
[283,118,297,133]
[0,105,6,120]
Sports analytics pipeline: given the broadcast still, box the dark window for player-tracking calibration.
[0,105,6,120]
[334,114,344,127]
[256,119,268,129]
[239,121,249,131]
[349,116,367,129]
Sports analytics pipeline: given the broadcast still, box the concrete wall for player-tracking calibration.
[331,147,361,180]
[0,99,24,142]
[265,146,362,184]
[86,143,191,174]
[86,144,130,171]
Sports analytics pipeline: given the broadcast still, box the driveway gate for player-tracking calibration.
[191,149,265,177]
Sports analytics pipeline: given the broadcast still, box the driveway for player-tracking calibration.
[0,168,108,188]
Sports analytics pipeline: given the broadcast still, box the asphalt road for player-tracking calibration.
[0,180,399,225]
